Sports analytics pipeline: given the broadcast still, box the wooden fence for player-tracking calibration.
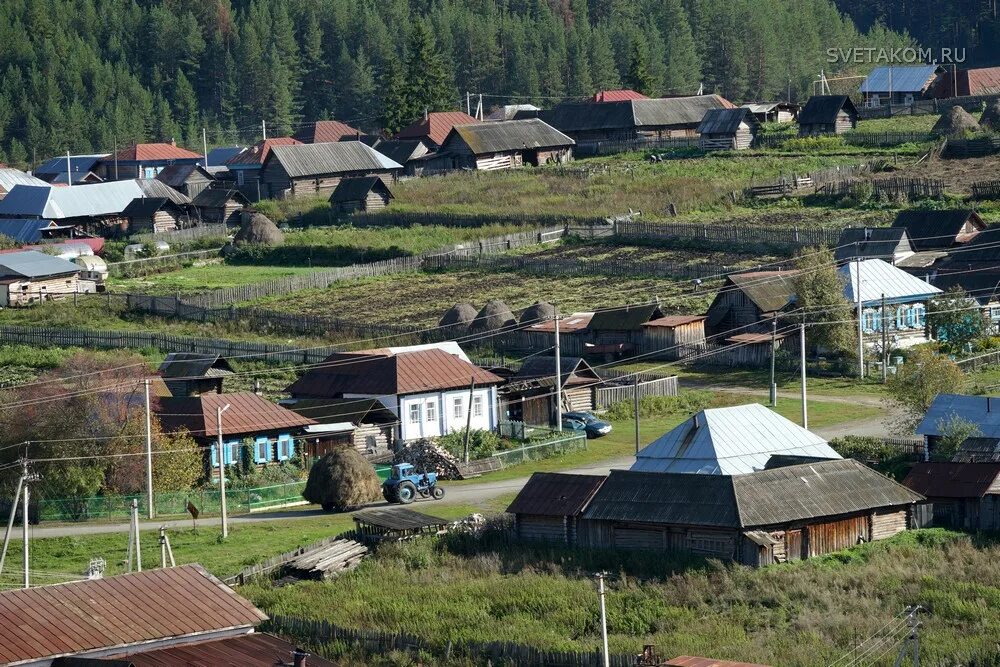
[575,135,700,157]
[615,218,840,250]
[857,93,1000,119]
[594,374,679,407]
[264,615,637,666]
[129,223,229,244]
[943,136,1000,159]
[971,180,1000,200]
[843,131,935,147]
[818,176,945,200]
[349,210,580,229]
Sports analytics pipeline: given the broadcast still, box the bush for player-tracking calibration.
[302,448,381,511]
[437,429,501,460]
[828,435,898,461]
[604,391,714,421]
[778,136,847,152]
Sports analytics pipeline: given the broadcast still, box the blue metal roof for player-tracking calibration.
[839,259,942,306]
[859,65,941,93]
[33,154,107,178]
[206,147,245,167]
[917,394,1000,438]
[0,250,80,279]
[0,219,54,243]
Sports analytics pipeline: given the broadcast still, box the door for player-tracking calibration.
[785,529,803,561]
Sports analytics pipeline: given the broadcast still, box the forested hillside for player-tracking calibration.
[0,0,908,164]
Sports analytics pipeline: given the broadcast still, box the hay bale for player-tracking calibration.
[303,448,382,511]
[439,302,479,335]
[980,101,1000,131]
[519,300,556,325]
[234,211,284,246]
[468,299,518,335]
[933,106,981,136]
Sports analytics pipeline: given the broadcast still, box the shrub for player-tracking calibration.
[302,448,381,511]
[604,390,715,422]
[437,429,501,460]
[779,136,847,152]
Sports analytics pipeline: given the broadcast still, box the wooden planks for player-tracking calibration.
[284,538,370,581]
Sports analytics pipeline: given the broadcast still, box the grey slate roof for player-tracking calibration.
[446,119,574,154]
[507,472,606,516]
[192,188,249,208]
[916,394,1000,438]
[0,250,80,279]
[860,65,941,93]
[798,96,859,125]
[953,437,1000,463]
[329,176,393,203]
[122,197,181,218]
[135,179,192,205]
[890,209,985,250]
[154,164,213,188]
[834,227,912,262]
[726,271,798,313]
[696,108,759,135]
[266,143,402,178]
[374,139,429,164]
[512,355,599,388]
[539,96,733,133]
[158,353,234,380]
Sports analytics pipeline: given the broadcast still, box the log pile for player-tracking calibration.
[283,538,369,581]
[393,439,463,480]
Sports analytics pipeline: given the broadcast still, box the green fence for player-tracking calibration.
[491,432,587,466]
[37,481,307,523]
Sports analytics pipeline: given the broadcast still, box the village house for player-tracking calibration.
[0,564,338,667]
[121,196,191,234]
[192,187,250,226]
[916,394,1000,457]
[574,459,922,564]
[859,65,945,107]
[426,119,574,172]
[890,209,985,251]
[284,397,398,461]
[639,315,707,359]
[797,96,859,135]
[373,139,432,177]
[840,258,942,348]
[260,142,402,200]
[501,355,602,425]
[697,107,760,151]
[396,111,480,150]
[741,102,799,123]
[224,136,302,199]
[0,167,48,199]
[705,270,797,336]
[930,66,1000,98]
[0,250,84,306]
[294,118,365,143]
[158,352,235,396]
[156,391,316,475]
[330,175,394,214]
[205,145,246,170]
[585,302,665,358]
[631,403,841,475]
[903,462,1000,530]
[100,141,204,180]
[32,153,107,184]
[286,348,504,442]
[835,227,914,264]
[154,163,215,198]
[507,472,606,543]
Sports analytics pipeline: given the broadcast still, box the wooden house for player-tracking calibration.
[154,164,214,198]
[697,108,760,151]
[330,176,393,214]
[193,187,249,226]
[121,197,189,233]
[835,227,914,264]
[294,119,364,144]
[577,459,923,565]
[859,65,944,107]
[931,65,1000,97]
[224,137,301,200]
[100,141,204,180]
[742,102,799,123]
[373,139,431,177]
[585,302,664,358]
[430,119,574,172]
[890,209,985,251]
[396,111,480,150]
[284,397,398,461]
[501,356,602,425]
[260,142,402,200]
[840,259,941,348]
[639,315,707,359]
[0,181,148,234]
[903,462,1000,530]
[156,392,316,476]
[797,96,859,136]
[705,271,797,336]
[507,472,606,544]
[157,352,234,396]
[0,250,82,306]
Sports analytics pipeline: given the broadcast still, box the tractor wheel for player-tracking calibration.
[397,481,417,504]
[382,486,396,503]
[321,502,335,512]
[432,486,445,500]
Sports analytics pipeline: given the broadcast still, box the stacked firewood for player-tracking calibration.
[393,439,463,480]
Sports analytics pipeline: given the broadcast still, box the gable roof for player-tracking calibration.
[631,96,736,126]
[154,164,213,188]
[593,89,649,103]
[890,209,984,250]
[265,142,402,178]
[33,154,107,180]
[284,397,397,425]
[330,176,393,203]
[121,197,183,218]
[287,348,503,397]
[397,111,481,146]
[445,119,574,154]
[541,96,735,134]
[904,462,1000,498]
[697,107,759,135]
[0,218,64,244]
[135,179,192,205]
[225,137,302,167]
[295,119,363,144]
[0,183,136,219]
[642,315,707,328]
[587,302,664,331]
[632,403,840,475]
[953,436,1000,463]
[585,459,921,528]
[192,188,250,208]
[963,66,1000,96]
[158,352,234,379]
[156,391,315,438]
[111,633,338,667]
[0,168,48,192]
[110,143,203,162]
[0,564,267,665]
[859,65,942,93]
[0,250,80,279]
[835,227,912,262]
[798,96,859,125]
[507,472,606,516]
[726,271,798,313]
[838,258,941,305]
[512,355,600,388]
[916,394,1000,438]
[206,146,245,166]
[374,139,430,165]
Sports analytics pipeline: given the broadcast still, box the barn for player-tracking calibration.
[193,188,249,226]
[640,315,707,359]
[797,96,859,136]
[507,472,606,544]
[433,119,574,171]
[903,462,1000,531]
[121,197,190,234]
[742,102,799,123]
[697,108,760,151]
[705,271,797,336]
[155,164,215,199]
[330,176,394,214]
[259,142,402,200]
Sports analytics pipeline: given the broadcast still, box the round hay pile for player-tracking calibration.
[302,448,382,512]
[519,300,556,325]
[980,101,1000,131]
[469,299,517,335]
[234,211,284,246]
[933,106,980,136]
[438,302,479,335]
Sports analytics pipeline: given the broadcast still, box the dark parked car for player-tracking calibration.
[562,411,613,438]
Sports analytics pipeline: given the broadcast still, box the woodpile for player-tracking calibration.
[394,439,463,479]
[283,538,369,581]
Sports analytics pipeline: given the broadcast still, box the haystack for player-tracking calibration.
[468,299,517,335]
[980,101,1000,131]
[439,302,479,335]
[519,300,556,325]
[234,211,284,246]
[933,106,980,136]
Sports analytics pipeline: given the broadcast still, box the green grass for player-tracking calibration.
[109,264,320,294]
[855,114,940,134]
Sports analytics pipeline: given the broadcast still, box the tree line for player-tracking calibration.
[0,0,910,166]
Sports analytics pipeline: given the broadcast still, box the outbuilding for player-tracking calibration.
[330,176,394,214]
[0,250,83,306]
[640,315,707,359]
[502,356,602,425]
[433,119,574,171]
[797,96,859,135]
[192,187,249,226]
[697,108,760,151]
[158,352,235,396]
[916,394,1000,457]
[507,472,606,544]
[260,142,402,200]
[705,271,797,336]
[742,102,799,123]
[285,397,398,461]
[121,196,190,234]
[903,462,1000,530]
[154,164,215,198]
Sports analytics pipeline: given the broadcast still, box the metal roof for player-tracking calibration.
[0,218,58,243]
[0,565,266,665]
[158,352,234,379]
[329,176,393,203]
[798,96,859,125]
[113,633,338,667]
[284,397,397,425]
[0,168,48,192]
[696,108,759,135]
[156,392,315,438]
[295,119,364,144]
[741,102,798,114]
[631,403,840,475]
[267,142,402,178]
[839,258,941,306]
[397,111,480,146]
[0,181,149,219]
[135,179,192,205]
[665,656,772,667]
[353,507,449,530]
[529,312,594,333]
[953,436,1000,463]
[593,89,649,102]
[890,209,984,250]
[226,138,302,167]
[916,394,1000,438]
[110,143,203,162]
[373,139,430,164]
[506,472,606,516]
[447,119,574,154]
[154,164,213,188]
[486,104,540,121]
[725,271,797,313]
[0,250,80,279]
[903,462,1000,498]
[965,66,1000,96]
[859,65,941,93]
[206,146,245,166]
[835,227,912,262]
[587,302,663,331]
[33,154,107,178]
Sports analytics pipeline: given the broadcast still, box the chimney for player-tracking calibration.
[292,648,309,667]
[170,138,176,147]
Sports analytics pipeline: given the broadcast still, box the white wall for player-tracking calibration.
[343,388,498,441]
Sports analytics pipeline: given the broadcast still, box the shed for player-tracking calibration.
[741,102,799,123]
[0,250,82,306]
[285,397,397,460]
[121,197,189,234]
[373,139,431,176]
[705,271,797,335]
[641,315,707,358]
[916,394,1000,455]
[157,352,235,396]
[154,164,215,198]
[903,462,1000,530]
[352,507,450,543]
[890,209,985,250]
[192,187,249,226]
[797,96,859,136]
[507,472,606,543]
[330,176,394,214]
[504,355,602,424]
[697,108,760,151]
[261,143,402,200]
[953,436,1000,462]
[437,119,575,171]
[73,255,108,284]
[835,227,914,264]
[225,137,302,199]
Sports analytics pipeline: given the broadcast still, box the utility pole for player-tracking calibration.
[131,498,141,572]
[66,151,72,188]
[22,470,30,588]
[261,119,267,140]
[462,376,476,464]
[217,403,231,539]
[856,259,864,379]
[554,312,562,431]
[633,374,640,455]
[0,461,26,578]
[769,316,778,407]
[144,379,154,520]
[800,321,808,429]
[881,294,889,384]
[113,135,119,180]
[466,91,471,116]
[202,128,209,169]
[595,572,610,667]
[894,606,922,667]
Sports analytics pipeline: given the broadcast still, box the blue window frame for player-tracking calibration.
[913,304,926,327]
[254,437,271,464]
[896,306,908,330]
[905,305,917,328]
[276,434,292,461]
[221,440,240,465]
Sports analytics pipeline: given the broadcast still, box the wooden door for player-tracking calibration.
[785,529,803,561]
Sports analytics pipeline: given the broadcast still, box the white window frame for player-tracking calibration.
[473,395,483,417]
[452,397,463,420]
[426,400,437,423]
[408,403,421,424]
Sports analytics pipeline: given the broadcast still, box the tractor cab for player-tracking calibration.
[389,463,414,480]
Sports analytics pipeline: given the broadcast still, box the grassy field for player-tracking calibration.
[109,264,320,294]
[244,528,1000,665]
[857,114,940,133]
[515,240,781,269]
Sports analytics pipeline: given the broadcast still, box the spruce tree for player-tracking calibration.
[403,21,457,118]
[625,40,654,95]
[661,0,701,95]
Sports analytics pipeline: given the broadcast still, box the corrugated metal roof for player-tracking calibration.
[110,143,203,162]
[0,250,80,279]
[0,181,147,219]
[965,66,1000,95]
[295,120,363,144]
[890,209,984,250]
[0,565,267,665]
[397,112,481,146]
[329,176,393,203]
[696,108,758,135]
[154,164,212,188]
[642,315,707,328]
[267,142,402,178]
[0,218,56,243]
[0,168,48,192]
[507,472,606,516]
[587,303,663,331]
[726,271,797,313]
[835,227,911,262]
[374,139,430,164]
[631,403,840,475]
[839,258,941,306]
[158,352,234,379]
[953,436,1000,462]
[860,65,941,93]
[226,138,302,167]
[157,392,315,438]
[115,633,338,667]
[631,95,735,127]
[593,89,649,102]
[903,461,1000,498]
[33,154,107,178]
[798,96,859,125]
[916,394,1000,437]
[353,507,449,530]
[447,119,574,155]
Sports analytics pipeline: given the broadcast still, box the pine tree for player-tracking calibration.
[377,55,408,134]
[661,0,701,95]
[625,39,654,95]
[265,45,296,136]
[589,27,620,92]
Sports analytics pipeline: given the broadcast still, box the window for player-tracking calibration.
[365,435,377,453]
[276,435,293,461]
[210,444,219,468]
[453,397,463,420]
[220,441,240,465]
[896,306,908,330]
[236,170,245,186]
[254,437,270,464]
[473,395,483,417]
[913,304,926,327]
[409,403,421,424]
[426,400,437,422]
[905,305,917,328]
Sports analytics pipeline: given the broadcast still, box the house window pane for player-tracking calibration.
[473,396,483,417]
[255,437,270,463]
[426,401,437,422]
[409,403,421,424]
[453,397,463,419]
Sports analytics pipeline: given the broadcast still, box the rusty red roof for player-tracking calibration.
[225,137,301,166]
[0,565,267,665]
[295,120,363,144]
[642,315,707,328]
[397,111,480,147]
[287,349,504,398]
[156,392,316,438]
[965,67,1000,96]
[529,312,593,333]
[593,89,649,103]
[903,462,1000,498]
[666,657,772,667]
[111,143,203,162]
[114,633,337,667]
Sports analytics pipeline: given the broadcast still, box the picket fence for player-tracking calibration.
[349,210,579,229]
[594,374,679,407]
[943,136,1000,159]
[615,218,841,249]
[130,223,229,244]
[971,180,1000,200]
[818,176,945,200]
[575,135,700,157]
[264,615,637,666]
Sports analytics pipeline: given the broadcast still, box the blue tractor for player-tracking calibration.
[382,463,445,504]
